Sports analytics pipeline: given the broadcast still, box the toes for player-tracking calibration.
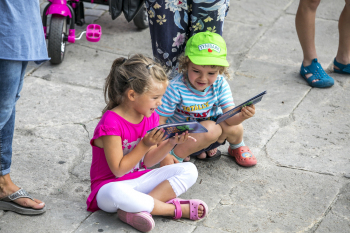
[197,152,207,159]
[183,156,190,162]
[207,148,217,157]
[15,198,45,210]
[198,204,204,217]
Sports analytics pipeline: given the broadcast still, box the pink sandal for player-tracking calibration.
[117,210,155,232]
[166,198,208,220]
[228,146,257,167]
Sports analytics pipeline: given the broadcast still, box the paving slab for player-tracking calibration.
[0,196,89,233]
[94,4,109,11]
[183,156,258,212]
[247,14,339,67]
[202,164,342,232]
[286,0,345,21]
[11,130,83,196]
[315,182,350,233]
[84,8,106,17]
[32,45,119,89]
[222,20,266,70]
[77,13,153,57]
[266,80,350,176]
[15,77,104,128]
[221,59,311,159]
[76,210,197,232]
[226,0,293,26]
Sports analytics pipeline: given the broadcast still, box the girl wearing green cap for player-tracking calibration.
[156,31,258,167]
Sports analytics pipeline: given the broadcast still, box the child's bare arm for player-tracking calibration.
[222,104,255,126]
[159,115,168,125]
[144,132,196,167]
[157,115,176,165]
[101,128,166,177]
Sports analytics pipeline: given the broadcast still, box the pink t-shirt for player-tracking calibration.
[86,110,159,212]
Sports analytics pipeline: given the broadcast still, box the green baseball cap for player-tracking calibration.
[185,31,229,67]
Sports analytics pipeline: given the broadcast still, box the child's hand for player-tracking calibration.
[142,128,167,147]
[160,154,179,167]
[241,104,255,119]
[168,131,197,146]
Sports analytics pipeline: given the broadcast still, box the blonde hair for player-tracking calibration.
[178,55,230,79]
[103,54,168,114]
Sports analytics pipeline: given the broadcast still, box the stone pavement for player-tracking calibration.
[1,0,349,232]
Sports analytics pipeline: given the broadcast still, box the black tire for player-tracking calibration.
[133,4,149,29]
[48,15,68,64]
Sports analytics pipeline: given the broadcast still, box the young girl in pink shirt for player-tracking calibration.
[86,54,208,232]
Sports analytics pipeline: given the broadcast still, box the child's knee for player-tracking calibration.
[301,0,321,10]
[203,122,222,141]
[222,123,244,137]
[186,162,198,179]
[179,163,198,185]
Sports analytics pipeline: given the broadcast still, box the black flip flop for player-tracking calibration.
[197,149,221,161]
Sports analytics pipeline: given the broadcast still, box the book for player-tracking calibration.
[216,91,267,124]
[147,121,208,140]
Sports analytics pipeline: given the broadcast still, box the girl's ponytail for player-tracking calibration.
[102,54,168,115]
[103,57,129,114]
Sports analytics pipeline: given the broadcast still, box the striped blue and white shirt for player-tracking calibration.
[156,74,235,123]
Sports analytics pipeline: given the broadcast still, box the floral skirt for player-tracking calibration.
[146,0,230,77]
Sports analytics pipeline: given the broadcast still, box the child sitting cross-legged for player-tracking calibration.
[86,54,209,232]
[157,31,257,167]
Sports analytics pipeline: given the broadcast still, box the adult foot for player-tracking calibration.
[0,175,45,211]
[334,57,350,74]
[300,59,334,88]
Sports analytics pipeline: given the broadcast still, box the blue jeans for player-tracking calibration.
[0,59,28,176]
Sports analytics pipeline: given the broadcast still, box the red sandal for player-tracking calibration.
[228,146,257,167]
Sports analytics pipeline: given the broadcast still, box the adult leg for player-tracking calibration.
[295,0,320,67]
[295,0,334,87]
[146,0,189,73]
[0,60,45,211]
[334,0,350,68]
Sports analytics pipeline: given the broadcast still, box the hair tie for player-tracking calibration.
[146,64,154,69]
[128,76,136,82]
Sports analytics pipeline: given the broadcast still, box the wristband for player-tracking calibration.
[170,149,184,163]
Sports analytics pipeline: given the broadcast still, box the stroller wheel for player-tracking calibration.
[48,15,69,64]
[133,4,149,29]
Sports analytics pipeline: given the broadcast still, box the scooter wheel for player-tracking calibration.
[48,15,69,64]
[133,4,149,29]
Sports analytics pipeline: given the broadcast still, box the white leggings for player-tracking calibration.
[96,162,198,213]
